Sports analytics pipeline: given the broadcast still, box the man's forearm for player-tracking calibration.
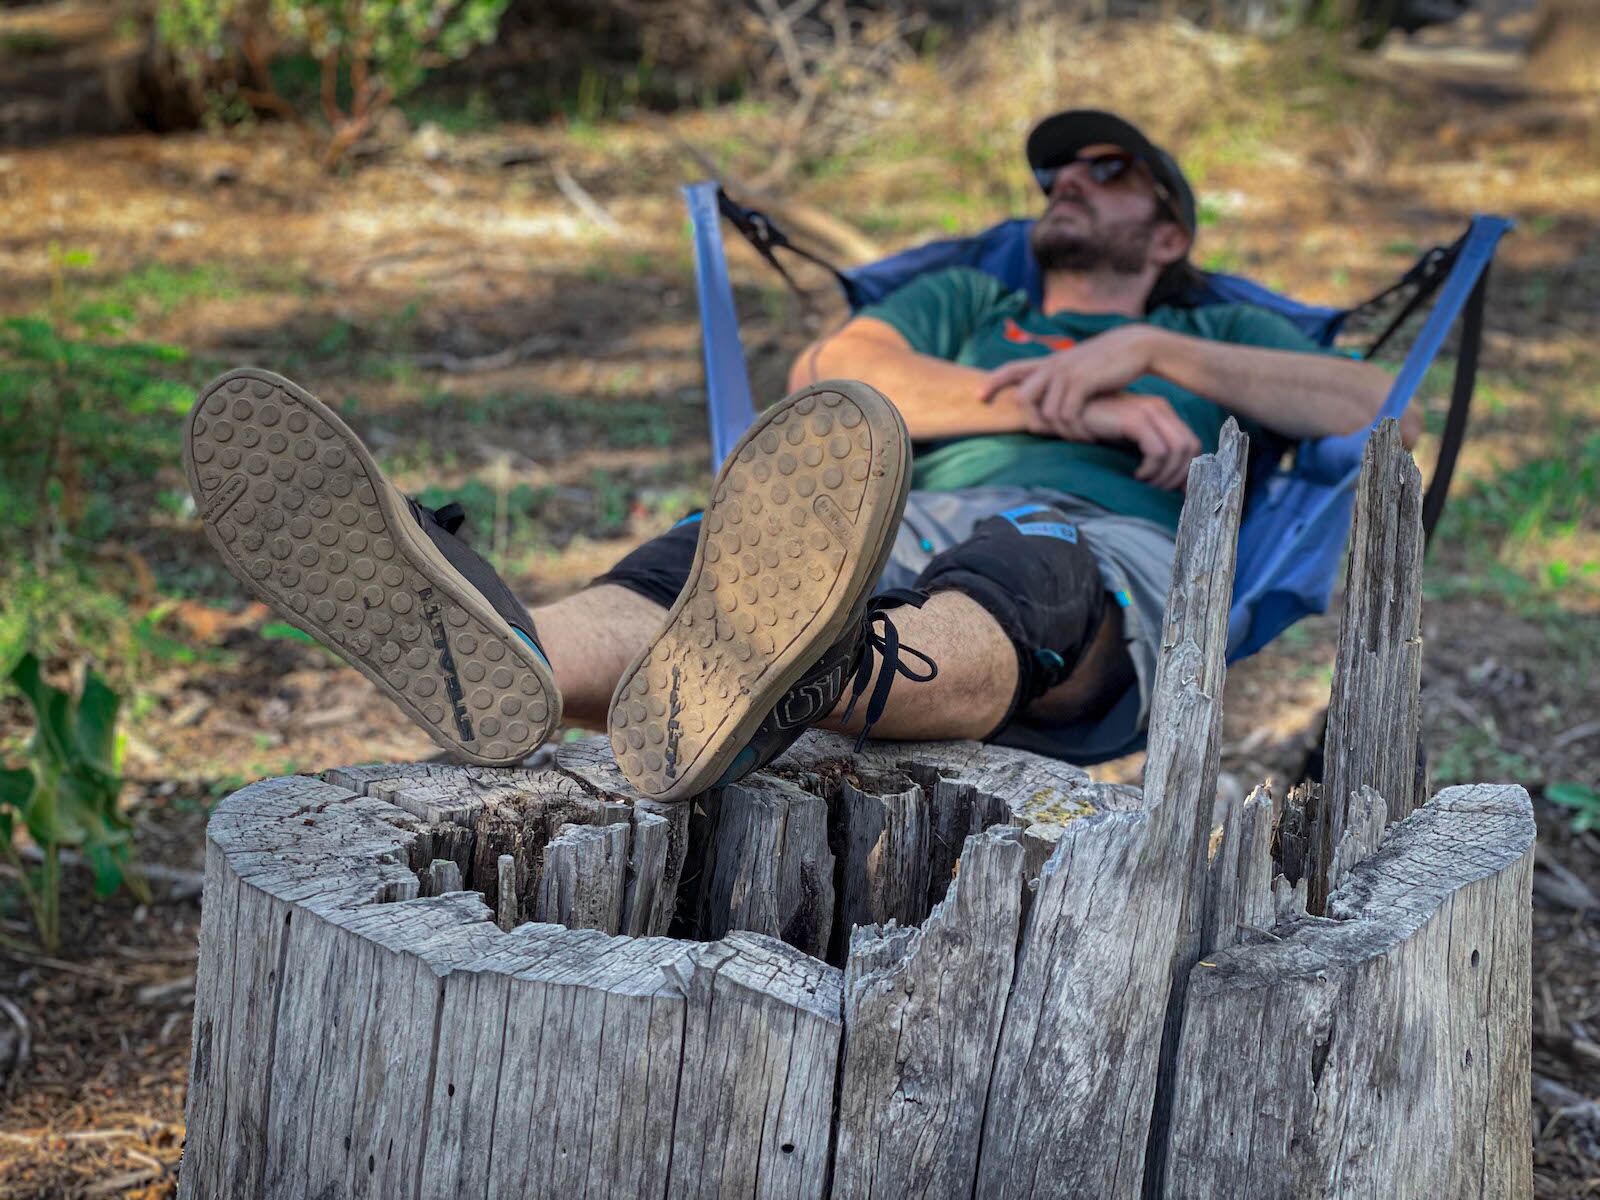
[795,327,1026,439]
[796,317,1416,449]
[1142,327,1393,441]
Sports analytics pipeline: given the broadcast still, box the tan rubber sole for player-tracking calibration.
[608,380,911,802]
[182,367,561,766]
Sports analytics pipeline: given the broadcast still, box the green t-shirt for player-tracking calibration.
[859,267,1338,531]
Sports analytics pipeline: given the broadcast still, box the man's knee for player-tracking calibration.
[912,504,1115,730]
[1021,600,1136,725]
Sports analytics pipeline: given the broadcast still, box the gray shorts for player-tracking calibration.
[876,488,1177,761]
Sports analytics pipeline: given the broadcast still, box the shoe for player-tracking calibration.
[608,380,935,802]
[183,367,561,766]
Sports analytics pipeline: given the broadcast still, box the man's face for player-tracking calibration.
[1029,142,1181,275]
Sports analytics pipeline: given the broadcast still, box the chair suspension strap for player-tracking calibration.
[1355,236,1463,361]
[1421,264,1490,548]
[716,188,859,306]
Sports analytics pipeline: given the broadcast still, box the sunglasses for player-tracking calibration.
[1034,150,1183,225]
[1032,150,1146,193]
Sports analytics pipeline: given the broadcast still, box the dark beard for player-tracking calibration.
[1030,208,1157,276]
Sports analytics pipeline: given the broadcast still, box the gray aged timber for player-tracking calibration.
[181,769,841,1200]
[182,420,1533,1198]
[835,826,1026,1198]
[1166,783,1535,1198]
[1315,419,1425,912]
[692,774,835,958]
[971,424,1248,1199]
[534,820,628,933]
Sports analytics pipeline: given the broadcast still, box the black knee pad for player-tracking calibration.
[913,504,1109,727]
[591,512,702,609]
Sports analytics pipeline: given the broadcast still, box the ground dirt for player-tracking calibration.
[1,2,1597,1196]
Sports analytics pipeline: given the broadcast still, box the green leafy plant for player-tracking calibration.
[1,317,192,558]
[259,620,317,644]
[156,0,514,166]
[1547,782,1600,833]
[0,246,196,574]
[1,654,150,953]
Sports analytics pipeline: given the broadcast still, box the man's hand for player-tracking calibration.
[1079,392,1201,491]
[979,325,1155,440]
[1399,399,1422,450]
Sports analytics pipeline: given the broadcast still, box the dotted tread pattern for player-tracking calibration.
[183,369,559,767]
[608,381,910,802]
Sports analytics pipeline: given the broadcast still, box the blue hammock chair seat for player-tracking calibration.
[681,179,1511,762]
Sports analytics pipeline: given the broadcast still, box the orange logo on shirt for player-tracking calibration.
[1002,318,1077,352]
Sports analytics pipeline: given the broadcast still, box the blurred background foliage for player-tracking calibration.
[84,0,1488,159]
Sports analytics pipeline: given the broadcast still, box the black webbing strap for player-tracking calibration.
[716,188,859,306]
[1353,237,1463,361]
[1421,262,1489,548]
[1339,229,1483,550]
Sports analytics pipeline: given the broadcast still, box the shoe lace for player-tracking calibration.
[838,588,939,752]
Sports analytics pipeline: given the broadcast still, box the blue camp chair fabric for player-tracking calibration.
[681,180,1510,759]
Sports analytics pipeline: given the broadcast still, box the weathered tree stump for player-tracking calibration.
[179,422,1535,1198]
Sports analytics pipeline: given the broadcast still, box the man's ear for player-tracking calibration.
[1150,221,1192,269]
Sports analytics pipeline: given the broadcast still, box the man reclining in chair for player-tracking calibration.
[185,109,1417,803]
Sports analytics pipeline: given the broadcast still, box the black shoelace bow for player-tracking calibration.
[838,589,939,752]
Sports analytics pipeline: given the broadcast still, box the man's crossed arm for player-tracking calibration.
[793,316,1419,489]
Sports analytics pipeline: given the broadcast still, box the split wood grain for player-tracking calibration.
[837,771,929,935]
[426,858,463,896]
[183,414,1535,1200]
[1316,418,1425,912]
[835,827,1026,1198]
[1166,783,1535,1199]
[621,809,669,937]
[555,738,691,933]
[496,853,517,930]
[535,821,628,934]
[183,771,850,1200]
[692,774,834,959]
[979,425,1247,1200]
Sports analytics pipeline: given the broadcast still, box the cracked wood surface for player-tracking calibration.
[180,769,840,1200]
[834,827,1026,1199]
[1315,419,1426,912]
[1166,783,1535,1199]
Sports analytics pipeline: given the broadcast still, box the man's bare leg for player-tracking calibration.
[531,585,1001,739]
[815,592,1013,740]
[533,582,1133,743]
[530,584,667,726]
[818,589,1133,741]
